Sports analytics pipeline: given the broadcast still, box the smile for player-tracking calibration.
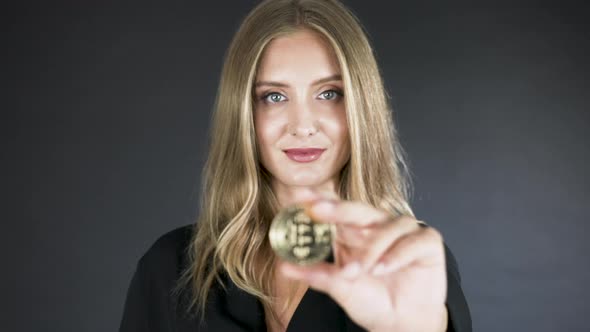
[283,148,326,163]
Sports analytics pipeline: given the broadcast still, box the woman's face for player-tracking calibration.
[253,29,350,194]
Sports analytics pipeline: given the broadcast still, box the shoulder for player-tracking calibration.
[442,243,473,332]
[136,224,195,280]
[120,225,197,331]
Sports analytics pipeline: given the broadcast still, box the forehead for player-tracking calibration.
[256,29,341,81]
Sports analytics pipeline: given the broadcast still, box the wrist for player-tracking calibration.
[369,306,448,332]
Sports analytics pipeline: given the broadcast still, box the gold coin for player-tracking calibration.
[269,205,334,265]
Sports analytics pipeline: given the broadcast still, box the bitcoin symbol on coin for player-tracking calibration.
[269,205,334,265]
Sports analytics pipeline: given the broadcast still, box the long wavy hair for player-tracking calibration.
[175,0,414,323]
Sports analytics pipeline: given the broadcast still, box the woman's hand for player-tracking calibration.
[279,193,448,332]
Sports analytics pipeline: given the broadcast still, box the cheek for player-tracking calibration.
[332,110,351,161]
[255,113,283,152]
[322,106,349,144]
[337,111,349,141]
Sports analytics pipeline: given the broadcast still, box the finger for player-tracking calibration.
[280,261,361,302]
[333,216,419,249]
[358,216,421,270]
[307,199,392,227]
[279,260,361,281]
[332,241,362,266]
[333,224,376,248]
[291,189,340,210]
[371,227,445,276]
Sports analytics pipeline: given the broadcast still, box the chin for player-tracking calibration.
[281,173,330,187]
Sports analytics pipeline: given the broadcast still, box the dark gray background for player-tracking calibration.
[13,1,589,331]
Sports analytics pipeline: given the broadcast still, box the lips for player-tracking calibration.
[283,148,326,163]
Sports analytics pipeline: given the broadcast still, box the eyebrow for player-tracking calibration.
[254,74,342,88]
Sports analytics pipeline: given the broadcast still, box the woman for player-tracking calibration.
[120,0,472,331]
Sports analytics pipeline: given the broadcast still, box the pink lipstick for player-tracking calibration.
[283,148,326,163]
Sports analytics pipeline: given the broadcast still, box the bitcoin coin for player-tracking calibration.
[269,205,334,265]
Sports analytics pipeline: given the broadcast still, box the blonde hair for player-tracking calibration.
[175,0,414,323]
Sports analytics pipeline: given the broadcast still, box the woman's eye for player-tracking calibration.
[318,90,343,100]
[262,92,287,104]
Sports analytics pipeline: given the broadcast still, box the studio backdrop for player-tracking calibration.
[14,1,589,331]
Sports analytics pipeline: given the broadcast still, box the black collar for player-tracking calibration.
[219,255,365,332]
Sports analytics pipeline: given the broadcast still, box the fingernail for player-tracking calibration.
[372,262,387,276]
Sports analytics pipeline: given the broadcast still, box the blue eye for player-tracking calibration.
[263,92,287,104]
[318,90,343,100]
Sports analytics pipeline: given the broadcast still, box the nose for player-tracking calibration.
[287,101,319,137]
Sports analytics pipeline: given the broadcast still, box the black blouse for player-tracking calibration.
[119,225,472,331]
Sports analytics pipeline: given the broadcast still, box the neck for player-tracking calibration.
[272,180,338,208]
[266,265,309,332]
